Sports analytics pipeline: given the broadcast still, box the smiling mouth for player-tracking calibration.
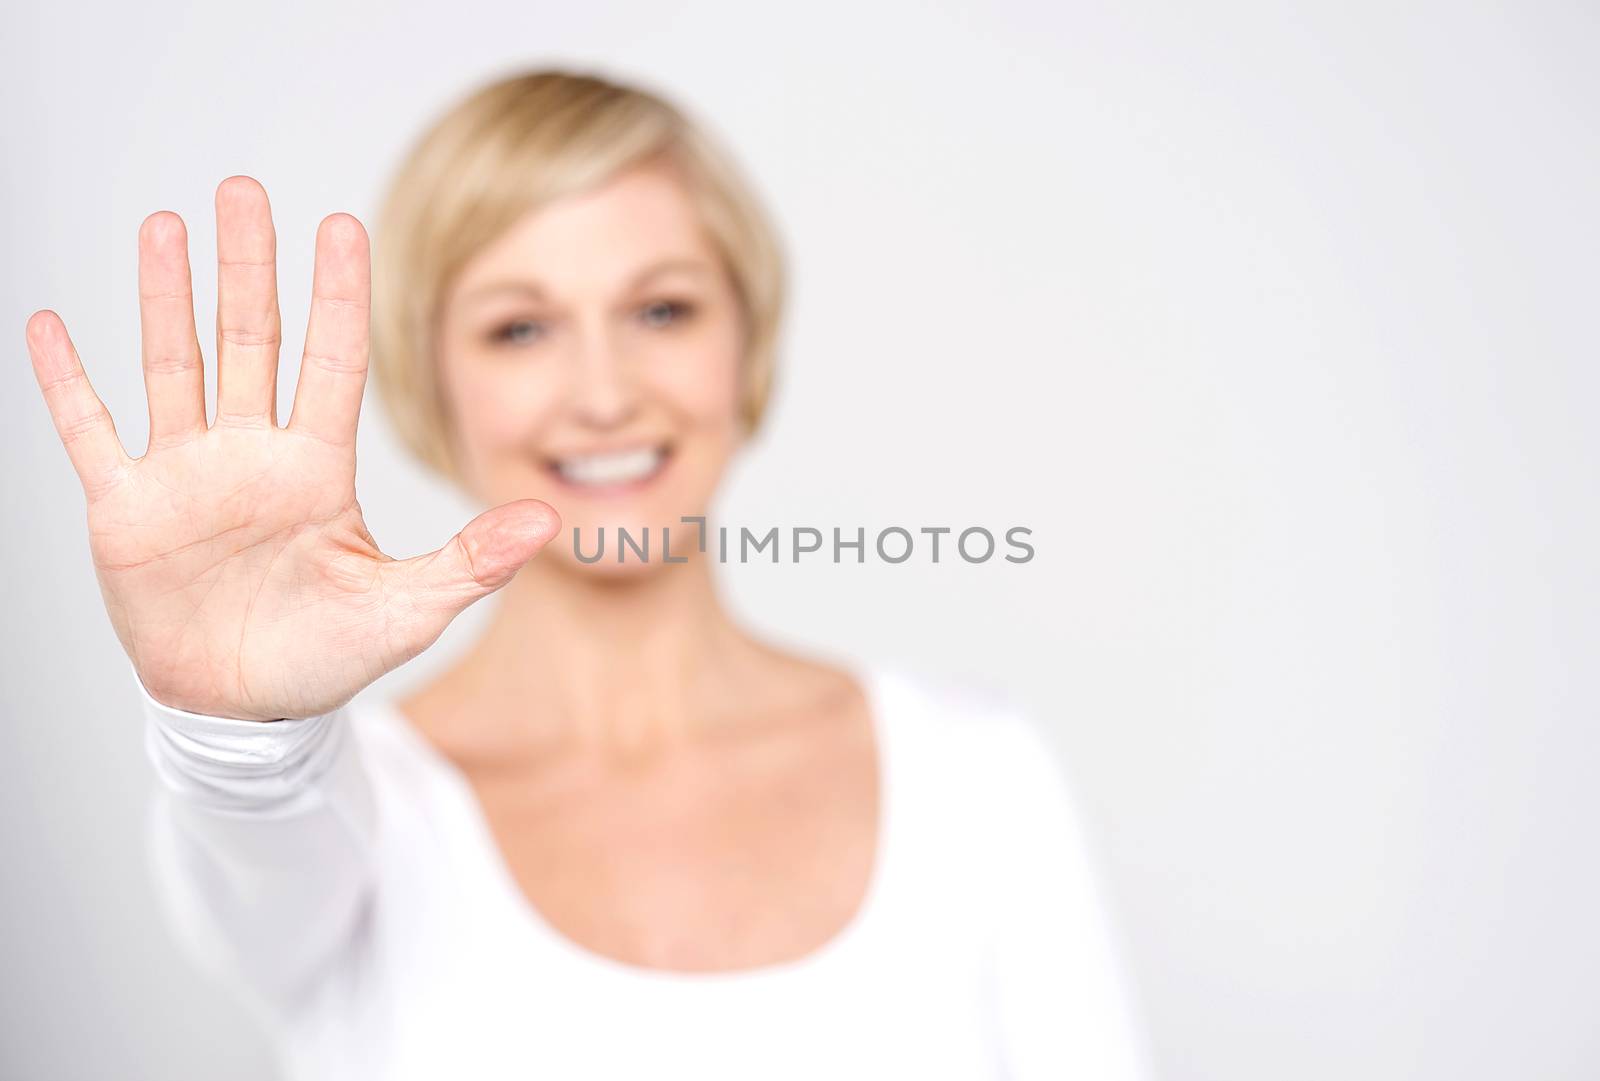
[545,444,672,491]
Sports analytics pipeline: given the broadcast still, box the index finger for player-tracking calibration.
[287,213,370,449]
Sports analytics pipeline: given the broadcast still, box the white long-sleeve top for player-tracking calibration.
[137,658,1150,1081]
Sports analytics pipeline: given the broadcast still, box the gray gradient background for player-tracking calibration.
[3,2,1597,1078]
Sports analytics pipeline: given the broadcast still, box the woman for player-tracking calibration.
[25,69,1146,1079]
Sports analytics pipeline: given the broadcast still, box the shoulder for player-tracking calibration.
[870,664,1120,937]
[870,663,1089,869]
[872,663,1068,801]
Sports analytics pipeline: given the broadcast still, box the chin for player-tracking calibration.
[550,549,674,581]
[542,512,706,580]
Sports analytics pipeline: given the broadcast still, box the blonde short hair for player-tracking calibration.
[370,68,786,484]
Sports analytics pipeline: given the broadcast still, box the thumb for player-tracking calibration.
[384,498,561,621]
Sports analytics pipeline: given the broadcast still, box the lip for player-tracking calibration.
[542,442,673,497]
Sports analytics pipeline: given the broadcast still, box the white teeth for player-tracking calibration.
[554,447,664,487]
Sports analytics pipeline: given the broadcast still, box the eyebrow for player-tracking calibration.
[458,257,713,305]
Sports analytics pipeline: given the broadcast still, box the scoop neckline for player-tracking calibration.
[370,660,897,985]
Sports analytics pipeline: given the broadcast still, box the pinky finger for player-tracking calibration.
[26,310,130,501]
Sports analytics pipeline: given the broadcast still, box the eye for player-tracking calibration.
[638,299,695,329]
[489,319,547,346]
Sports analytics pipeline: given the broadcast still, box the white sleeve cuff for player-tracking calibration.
[132,657,355,818]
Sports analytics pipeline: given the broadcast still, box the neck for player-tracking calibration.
[442,552,773,753]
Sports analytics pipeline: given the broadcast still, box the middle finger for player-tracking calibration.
[214,176,282,426]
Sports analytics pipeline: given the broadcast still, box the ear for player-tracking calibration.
[734,330,773,447]
[734,378,765,448]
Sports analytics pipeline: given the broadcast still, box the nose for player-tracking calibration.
[566,323,639,428]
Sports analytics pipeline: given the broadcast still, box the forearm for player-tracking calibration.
[136,658,378,1011]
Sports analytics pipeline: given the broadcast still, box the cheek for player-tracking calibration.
[439,356,561,461]
[650,324,745,430]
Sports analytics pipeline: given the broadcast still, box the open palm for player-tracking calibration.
[26,177,559,721]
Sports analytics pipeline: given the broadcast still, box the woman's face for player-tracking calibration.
[435,161,747,577]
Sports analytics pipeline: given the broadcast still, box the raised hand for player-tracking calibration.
[26,177,560,721]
